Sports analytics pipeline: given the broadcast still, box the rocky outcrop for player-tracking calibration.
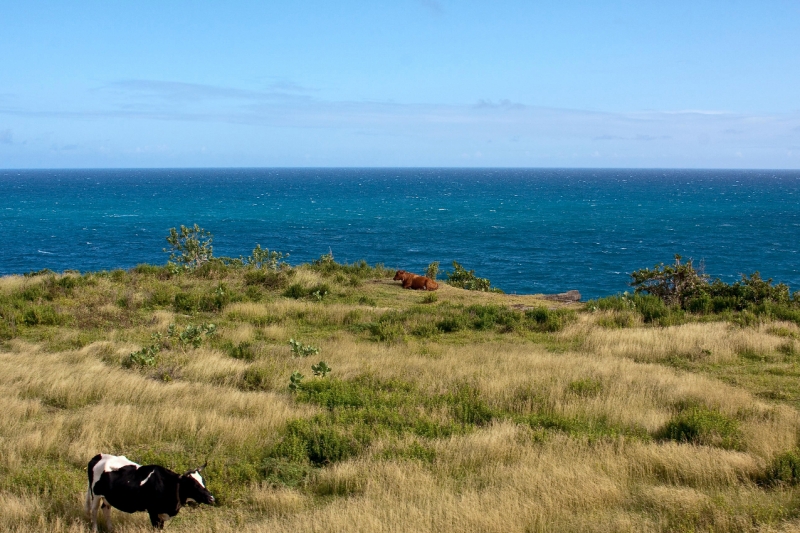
[541,290,581,303]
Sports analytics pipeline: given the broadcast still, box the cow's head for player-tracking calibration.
[393,270,407,281]
[179,467,215,506]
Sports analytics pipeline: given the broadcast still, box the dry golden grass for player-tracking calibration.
[2,267,800,532]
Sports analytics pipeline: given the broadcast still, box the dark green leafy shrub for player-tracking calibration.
[658,404,742,450]
[311,361,331,377]
[280,418,364,465]
[468,304,521,331]
[126,344,160,367]
[283,284,307,299]
[289,371,305,392]
[228,341,256,361]
[173,292,199,313]
[525,307,574,332]
[762,450,800,486]
[445,261,498,292]
[630,255,708,307]
[22,305,62,326]
[436,316,467,333]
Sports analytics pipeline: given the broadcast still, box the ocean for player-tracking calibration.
[1,168,798,299]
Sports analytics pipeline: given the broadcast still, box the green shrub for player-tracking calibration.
[630,255,708,308]
[173,292,199,313]
[658,405,741,450]
[436,316,466,333]
[22,305,62,326]
[247,244,289,271]
[283,284,308,299]
[228,341,256,361]
[164,224,214,269]
[167,322,216,350]
[597,312,637,329]
[425,261,440,280]
[524,307,574,332]
[241,365,273,391]
[567,378,603,397]
[244,269,288,290]
[126,344,160,367]
[311,361,332,377]
[446,384,495,426]
[762,450,800,486]
[445,261,498,292]
[289,338,319,357]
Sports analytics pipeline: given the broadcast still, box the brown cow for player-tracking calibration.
[393,270,439,291]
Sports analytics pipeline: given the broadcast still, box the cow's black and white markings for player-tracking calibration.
[85,453,214,531]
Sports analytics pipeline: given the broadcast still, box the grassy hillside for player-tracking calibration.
[2,258,800,532]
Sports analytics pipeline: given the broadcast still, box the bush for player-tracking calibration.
[658,404,741,450]
[630,255,708,308]
[164,224,213,269]
[283,283,307,299]
[22,305,62,326]
[247,244,289,271]
[762,450,800,486]
[426,261,440,280]
[228,341,256,361]
[524,307,574,332]
[445,261,498,292]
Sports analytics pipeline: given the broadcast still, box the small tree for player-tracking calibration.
[248,244,288,271]
[446,261,495,292]
[630,255,708,308]
[165,224,213,269]
[426,261,440,280]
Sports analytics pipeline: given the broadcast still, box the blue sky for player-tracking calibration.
[1,1,799,168]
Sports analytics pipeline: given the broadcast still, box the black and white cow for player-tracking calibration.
[86,453,215,531]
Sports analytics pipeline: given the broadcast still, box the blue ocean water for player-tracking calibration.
[1,168,798,299]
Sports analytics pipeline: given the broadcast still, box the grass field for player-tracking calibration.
[2,259,800,532]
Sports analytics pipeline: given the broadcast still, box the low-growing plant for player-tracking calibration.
[228,341,256,361]
[311,361,332,377]
[127,344,160,367]
[289,371,305,392]
[289,338,319,357]
[421,292,438,304]
[657,403,742,450]
[567,378,603,397]
[445,261,498,292]
[761,450,800,486]
[167,322,216,350]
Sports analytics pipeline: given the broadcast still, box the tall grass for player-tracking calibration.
[1,264,800,532]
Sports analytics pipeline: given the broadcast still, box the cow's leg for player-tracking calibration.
[89,495,102,532]
[102,501,112,531]
[148,510,166,529]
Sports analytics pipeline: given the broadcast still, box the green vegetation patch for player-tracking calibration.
[657,401,742,450]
